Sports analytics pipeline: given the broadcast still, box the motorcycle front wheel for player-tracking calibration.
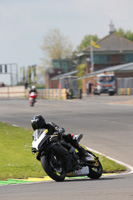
[41,155,66,182]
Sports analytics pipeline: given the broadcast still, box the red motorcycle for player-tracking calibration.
[29,92,37,106]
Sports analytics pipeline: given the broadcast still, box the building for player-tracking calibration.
[44,23,133,94]
[81,62,133,94]
[77,23,133,74]
[45,59,75,88]
[0,63,18,86]
[76,23,133,94]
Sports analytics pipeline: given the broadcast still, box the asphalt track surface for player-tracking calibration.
[0,95,133,200]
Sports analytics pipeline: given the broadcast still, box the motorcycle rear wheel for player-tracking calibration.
[88,160,103,179]
[41,155,66,182]
[86,151,103,179]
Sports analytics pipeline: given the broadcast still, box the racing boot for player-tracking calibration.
[71,134,83,142]
[78,147,95,162]
[63,133,94,163]
[70,137,95,163]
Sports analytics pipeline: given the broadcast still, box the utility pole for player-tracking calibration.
[90,38,94,73]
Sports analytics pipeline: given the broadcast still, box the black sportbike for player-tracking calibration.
[31,129,103,182]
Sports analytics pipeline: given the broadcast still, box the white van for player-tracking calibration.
[93,73,116,95]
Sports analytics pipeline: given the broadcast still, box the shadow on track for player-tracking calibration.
[64,176,125,182]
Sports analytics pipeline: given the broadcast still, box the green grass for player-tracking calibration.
[94,154,126,173]
[0,122,45,180]
[0,122,126,180]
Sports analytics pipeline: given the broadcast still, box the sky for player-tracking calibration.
[0,0,133,73]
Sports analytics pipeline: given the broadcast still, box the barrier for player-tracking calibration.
[1,86,132,98]
[119,88,131,95]
[120,88,125,95]
[0,87,77,99]
[0,86,67,99]
[0,86,25,97]
[127,88,130,95]
[28,88,67,100]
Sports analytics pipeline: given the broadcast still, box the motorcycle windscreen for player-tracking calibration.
[32,129,49,151]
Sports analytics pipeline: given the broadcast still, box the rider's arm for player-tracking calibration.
[46,122,65,137]
[45,123,56,135]
[35,89,38,94]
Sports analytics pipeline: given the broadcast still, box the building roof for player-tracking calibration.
[79,33,133,54]
[80,62,133,79]
[51,70,78,80]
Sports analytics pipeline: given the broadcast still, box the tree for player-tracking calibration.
[40,29,73,70]
[77,34,99,51]
[115,28,133,41]
[76,64,86,89]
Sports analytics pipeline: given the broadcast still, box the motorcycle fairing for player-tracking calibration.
[32,129,48,150]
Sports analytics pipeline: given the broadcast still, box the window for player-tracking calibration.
[5,65,7,73]
[98,76,115,83]
[127,54,133,62]
[81,56,86,64]
[54,61,60,69]
[121,55,126,63]
[106,55,112,63]
[94,55,105,64]
[0,65,2,73]
[121,54,133,63]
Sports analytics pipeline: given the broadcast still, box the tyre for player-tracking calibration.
[93,89,97,95]
[30,99,34,106]
[32,99,35,106]
[41,155,66,182]
[87,151,103,179]
[109,91,115,96]
[88,160,103,179]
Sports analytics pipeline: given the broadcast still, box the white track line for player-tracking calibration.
[86,147,133,176]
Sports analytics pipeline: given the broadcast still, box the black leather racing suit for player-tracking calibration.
[44,122,85,158]
[29,89,38,94]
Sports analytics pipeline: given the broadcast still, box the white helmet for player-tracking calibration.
[31,85,36,90]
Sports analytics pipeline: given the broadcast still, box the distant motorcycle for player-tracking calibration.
[29,92,37,106]
[31,129,103,182]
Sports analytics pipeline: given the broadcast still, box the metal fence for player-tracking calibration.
[117,78,133,95]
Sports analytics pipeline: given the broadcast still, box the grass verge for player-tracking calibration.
[0,122,126,180]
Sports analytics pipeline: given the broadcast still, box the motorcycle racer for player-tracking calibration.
[31,115,94,166]
[29,86,38,106]
[29,85,38,96]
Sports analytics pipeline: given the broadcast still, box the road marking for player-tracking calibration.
[86,147,133,176]
[108,99,133,106]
